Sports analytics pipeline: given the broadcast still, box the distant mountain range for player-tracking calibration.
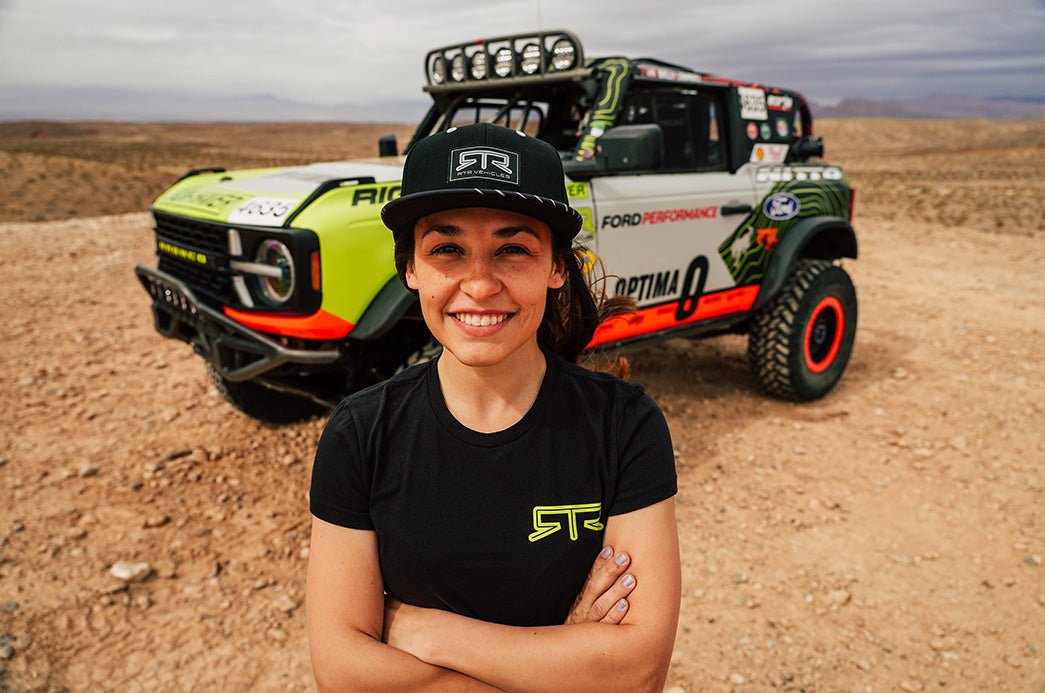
[813,94,1045,119]
[1,85,1043,121]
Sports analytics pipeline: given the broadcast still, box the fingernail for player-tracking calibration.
[616,599,628,611]
[615,552,628,566]
[600,547,613,559]
[622,575,635,588]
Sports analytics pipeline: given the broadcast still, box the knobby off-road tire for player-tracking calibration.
[748,259,857,401]
[206,364,325,425]
[394,339,443,375]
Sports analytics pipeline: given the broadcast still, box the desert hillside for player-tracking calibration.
[1,119,1043,691]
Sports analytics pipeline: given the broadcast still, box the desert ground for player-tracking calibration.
[1,118,1043,692]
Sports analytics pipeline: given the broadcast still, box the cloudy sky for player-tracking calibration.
[1,0,1042,119]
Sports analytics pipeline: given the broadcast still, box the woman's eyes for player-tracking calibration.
[427,244,533,256]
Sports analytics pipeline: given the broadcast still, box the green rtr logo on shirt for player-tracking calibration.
[528,503,604,542]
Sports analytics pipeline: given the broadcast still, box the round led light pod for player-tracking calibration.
[430,56,447,84]
[470,51,488,80]
[493,47,514,77]
[519,42,542,75]
[550,38,577,71]
[450,53,466,82]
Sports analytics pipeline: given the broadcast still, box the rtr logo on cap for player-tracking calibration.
[449,147,520,185]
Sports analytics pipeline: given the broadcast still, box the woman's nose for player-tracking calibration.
[461,257,502,298]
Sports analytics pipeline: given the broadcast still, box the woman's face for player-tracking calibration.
[406,207,565,370]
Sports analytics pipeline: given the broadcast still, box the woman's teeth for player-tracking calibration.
[455,313,508,327]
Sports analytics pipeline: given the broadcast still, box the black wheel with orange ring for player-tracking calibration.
[748,259,857,401]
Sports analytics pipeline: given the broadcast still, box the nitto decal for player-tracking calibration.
[750,143,789,163]
[738,86,768,120]
[528,503,604,542]
[767,94,794,111]
[755,166,844,183]
[614,269,679,302]
[763,192,801,221]
[228,197,298,225]
[351,185,401,206]
[165,188,250,212]
[601,206,718,229]
[157,240,208,265]
[449,146,519,184]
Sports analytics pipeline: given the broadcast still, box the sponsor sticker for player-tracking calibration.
[750,143,789,164]
[760,122,771,140]
[601,206,719,229]
[449,146,519,185]
[775,117,790,138]
[763,192,801,221]
[767,94,794,111]
[351,185,400,206]
[756,227,779,250]
[755,165,844,183]
[738,87,768,121]
[746,122,758,140]
[228,197,299,226]
[166,188,250,213]
[157,240,208,265]
[566,182,590,199]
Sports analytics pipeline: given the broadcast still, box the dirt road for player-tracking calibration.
[1,120,1043,691]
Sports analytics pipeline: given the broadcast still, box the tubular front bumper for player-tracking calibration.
[135,265,340,382]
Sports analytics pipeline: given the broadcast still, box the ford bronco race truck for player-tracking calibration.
[135,30,857,424]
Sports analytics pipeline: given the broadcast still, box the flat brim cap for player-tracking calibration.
[382,123,582,242]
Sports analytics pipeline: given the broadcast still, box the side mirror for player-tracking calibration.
[563,124,663,180]
[789,136,824,162]
[378,133,398,157]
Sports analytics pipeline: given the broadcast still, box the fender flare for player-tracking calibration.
[348,276,417,340]
[751,216,858,312]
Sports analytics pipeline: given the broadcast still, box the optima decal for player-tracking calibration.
[614,269,679,302]
[158,240,208,265]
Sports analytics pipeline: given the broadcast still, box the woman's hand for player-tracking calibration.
[564,545,636,625]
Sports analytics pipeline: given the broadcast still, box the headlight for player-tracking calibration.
[493,47,514,77]
[470,51,488,80]
[431,56,447,84]
[550,38,577,71]
[450,53,466,82]
[519,42,541,75]
[255,239,295,305]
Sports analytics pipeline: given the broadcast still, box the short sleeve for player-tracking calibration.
[309,404,375,530]
[608,390,678,516]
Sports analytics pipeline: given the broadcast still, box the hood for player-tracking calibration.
[154,158,407,226]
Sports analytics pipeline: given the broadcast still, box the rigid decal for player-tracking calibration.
[228,197,299,226]
[738,86,768,120]
[528,503,604,542]
[763,192,801,221]
[449,146,519,185]
[601,206,718,229]
[750,143,789,163]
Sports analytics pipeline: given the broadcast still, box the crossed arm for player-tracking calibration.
[306,498,681,692]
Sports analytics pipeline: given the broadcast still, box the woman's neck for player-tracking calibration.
[436,342,547,434]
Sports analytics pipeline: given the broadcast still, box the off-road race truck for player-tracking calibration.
[135,30,857,424]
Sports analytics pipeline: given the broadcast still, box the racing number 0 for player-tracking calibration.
[675,255,709,321]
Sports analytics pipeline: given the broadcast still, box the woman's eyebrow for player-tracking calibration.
[494,226,540,240]
[420,224,461,239]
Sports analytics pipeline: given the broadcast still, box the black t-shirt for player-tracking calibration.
[310,352,677,627]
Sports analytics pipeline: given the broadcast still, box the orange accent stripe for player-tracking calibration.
[223,307,354,340]
[588,285,759,348]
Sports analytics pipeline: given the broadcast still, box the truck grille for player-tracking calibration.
[152,211,232,305]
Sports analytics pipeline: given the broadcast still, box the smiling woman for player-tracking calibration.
[307,123,681,692]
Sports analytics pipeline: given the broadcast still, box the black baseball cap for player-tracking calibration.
[381,123,582,243]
